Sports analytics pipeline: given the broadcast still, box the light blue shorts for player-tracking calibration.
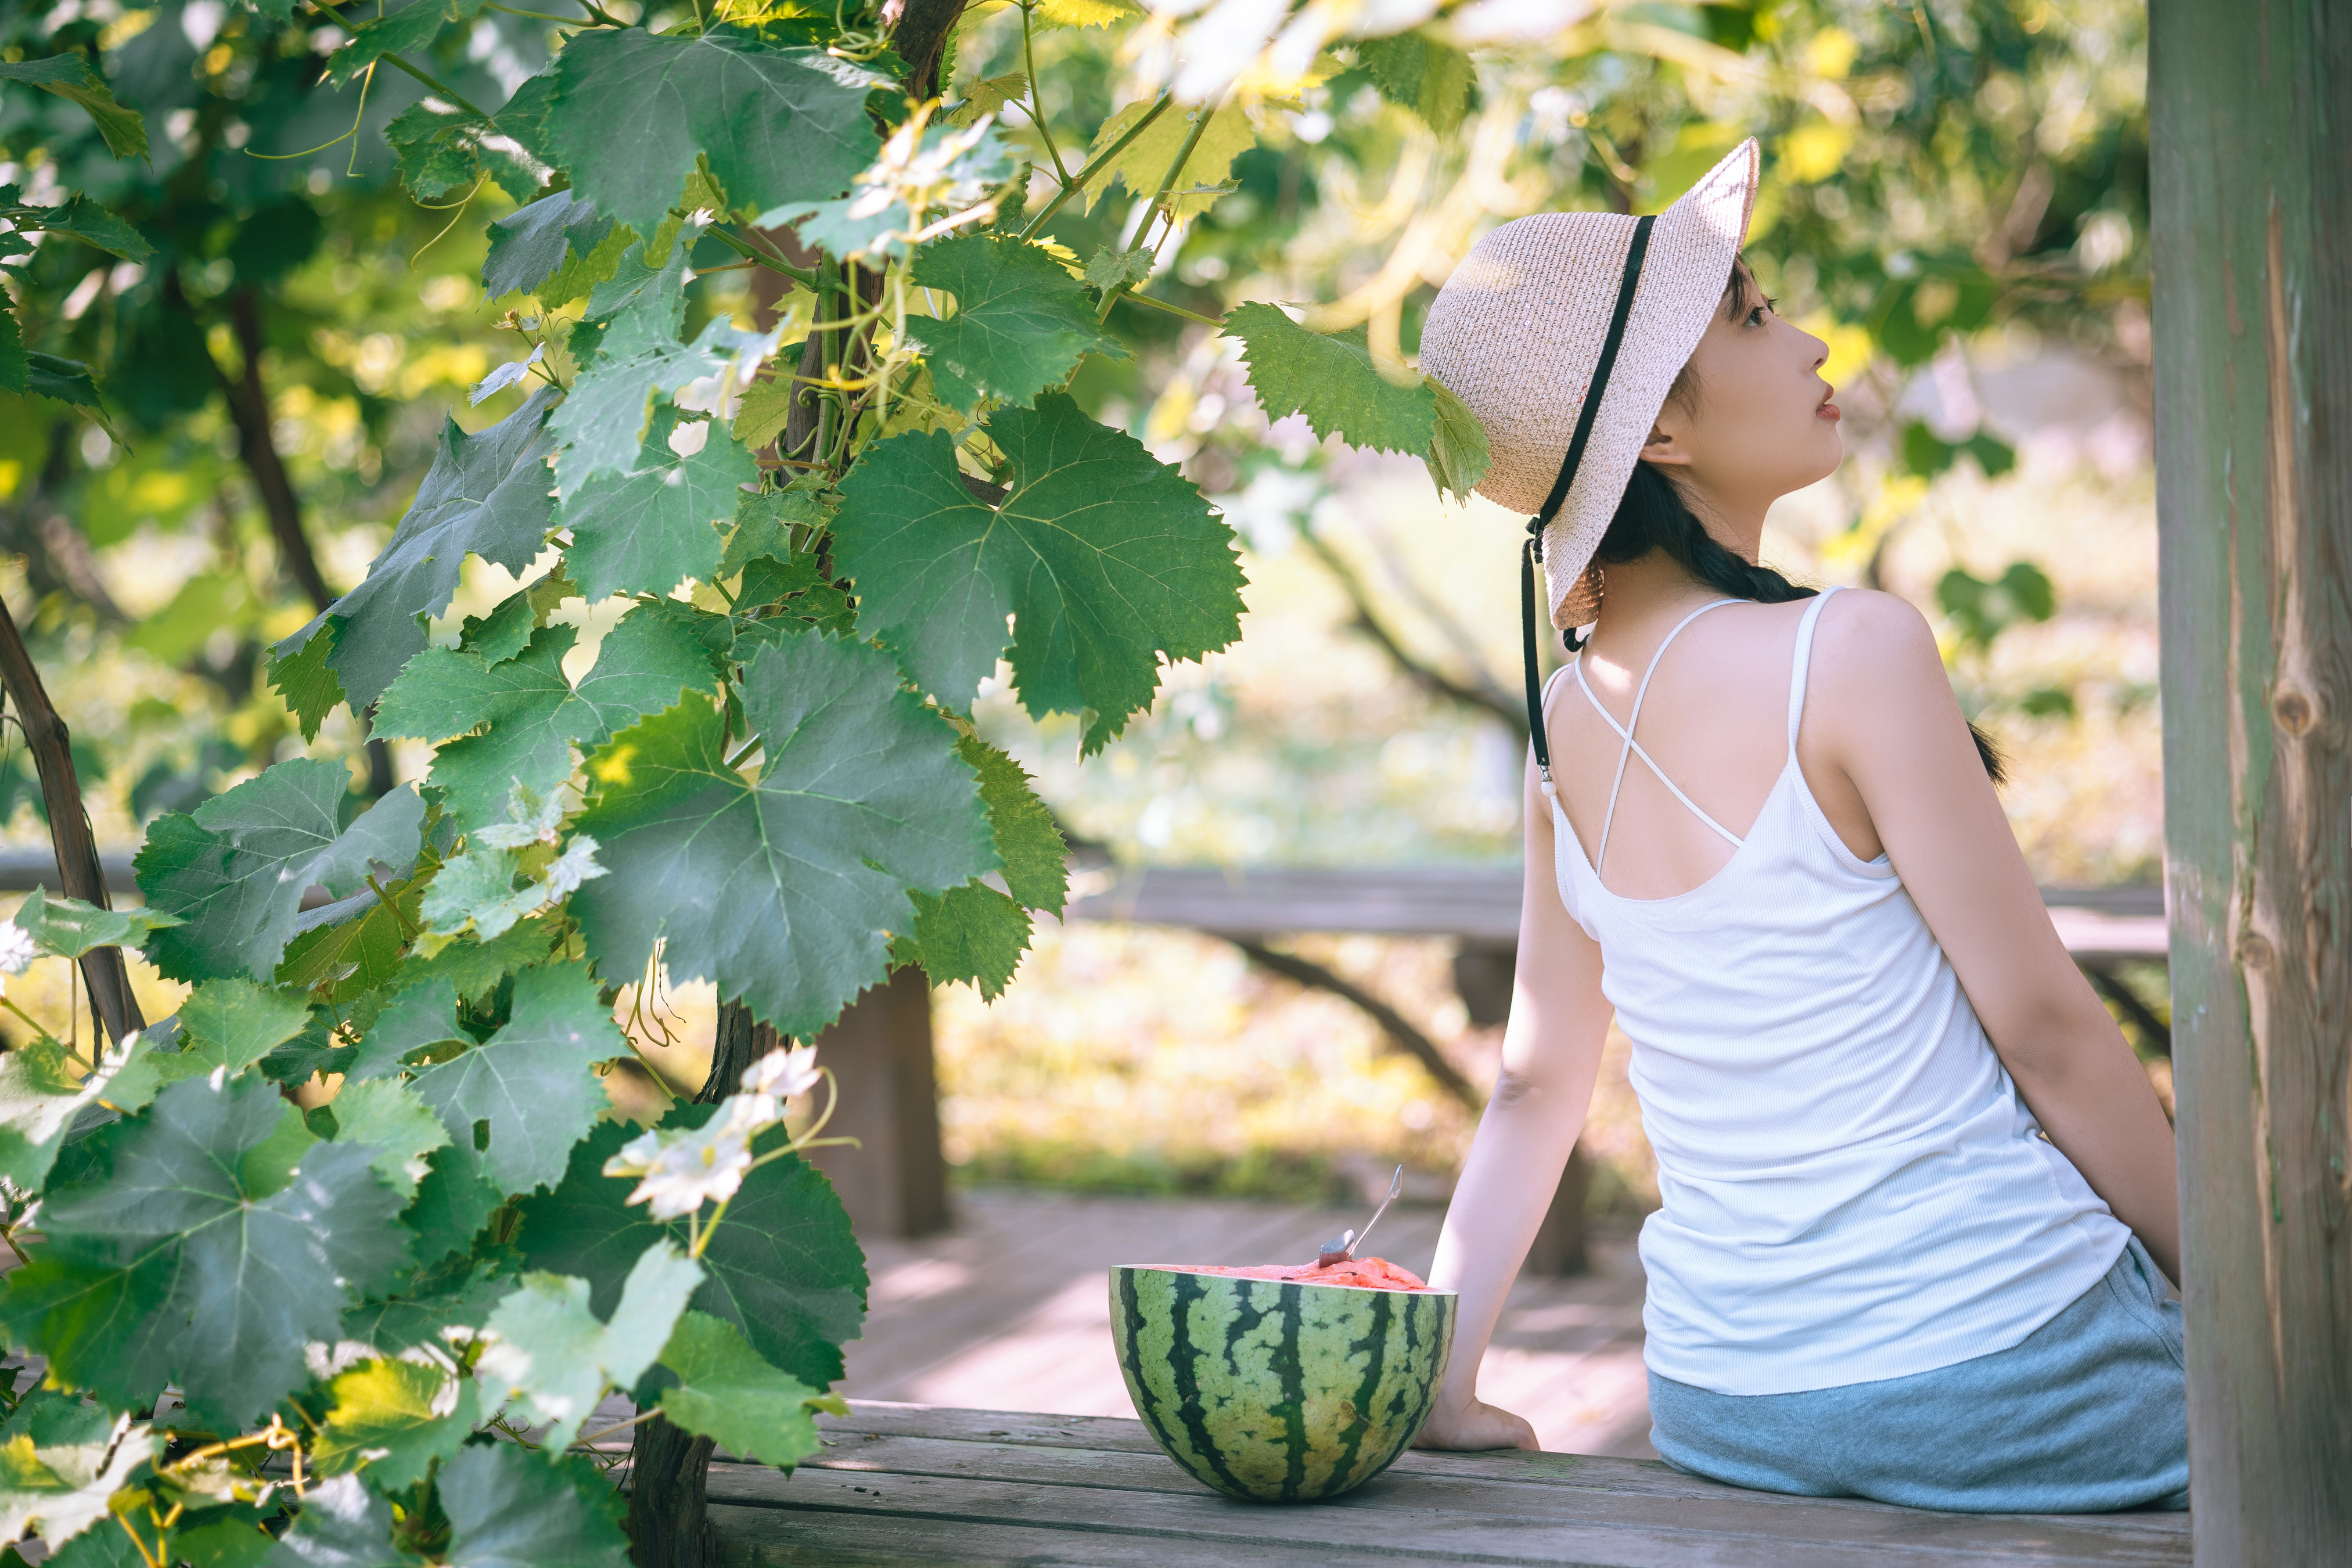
[1648,1238,2189,1513]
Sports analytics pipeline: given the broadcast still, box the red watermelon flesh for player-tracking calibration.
[1172,1257,1429,1291]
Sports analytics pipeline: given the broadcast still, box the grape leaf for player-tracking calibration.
[655,1310,829,1467]
[1081,99,1255,220]
[397,1147,506,1273]
[342,1258,515,1358]
[517,1114,866,1389]
[829,392,1245,751]
[1357,29,1477,135]
[0,1392,149,1553]
[894,883,1028,999]
[768,120,1011,263]
[408,964,627,1198]
[3,1075,410,1428]
[394,919,560,1008]
[325,0,490,86]
[267,1473,422,1567]
[1425,377,1493,504]
[135,764,426,984]
[0,1035,152,1197]
[327,1079,451,1199]
[1081,244,1154,291]
[545,28,882,251]
[345,977,467,1083]
[904,234,1124,413]
[475,1241,702,1447]
[559,410,755,598]
[19,196,153,262]
[377,602,726,832]
[309,1358,479,1490]
[0,55,148,161]
[275,875,423,1006]
[268,615,347,742]
[10,888,181,960]
[1225,301,1436,455]
[963,737,1067,912]
[721,487,828,576]
[273,388,557,716]
[435,1444,629,1568]
[570,635,995,1035]
[177,979,314,1077]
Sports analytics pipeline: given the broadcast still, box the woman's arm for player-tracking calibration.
[1415,761,1615,1451]
[1804,591,2181,1284]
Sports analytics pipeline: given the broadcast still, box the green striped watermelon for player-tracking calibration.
[1110,1265,1456,1502]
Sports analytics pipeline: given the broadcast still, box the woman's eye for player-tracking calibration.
[1746,305,1767,326]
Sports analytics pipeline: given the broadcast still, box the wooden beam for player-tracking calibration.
[2150,2,2352,1559]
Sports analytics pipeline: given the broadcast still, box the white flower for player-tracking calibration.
[741,1045,820,1102]
[0,921,36,977]
[602,1101,764,1220]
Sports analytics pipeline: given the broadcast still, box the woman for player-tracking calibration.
[1407,141,2187,1513]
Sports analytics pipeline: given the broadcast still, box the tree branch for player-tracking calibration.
[0,596,145,1045]
[1296,523,1527,738]
[1229,938,1480,1112]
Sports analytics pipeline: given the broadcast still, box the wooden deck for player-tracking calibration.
[845,1186,1655,1456]
[705,1402,2191,1566]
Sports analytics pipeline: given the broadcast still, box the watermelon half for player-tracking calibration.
[1110,1264,1456,1502]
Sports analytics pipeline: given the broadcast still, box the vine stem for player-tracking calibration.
[1098,96,1219,324]
[708,225,821,289]
[1113,290,1223,328]
[1017,4,1073,186]
[365,875,418,941]
[1021,91,1171,242]
[578,1407,660,1447]
[0,992,62,1056]
[301,1,493,118]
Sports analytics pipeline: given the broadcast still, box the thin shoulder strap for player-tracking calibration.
[1786,587,1843,750]
[1579,599,1741,871]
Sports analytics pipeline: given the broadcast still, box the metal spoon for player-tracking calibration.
[1317,1165,1404,1268]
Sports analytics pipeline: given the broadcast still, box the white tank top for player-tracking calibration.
[1544,588,2131,1396]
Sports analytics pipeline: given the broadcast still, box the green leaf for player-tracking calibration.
[398,1148,508,1272]
[0,310,26,395]
[1425,379,1493,504]
[830,393,1245,749]
[476,1240,702,1446]
[24,196,153,261]
[5,1075,410,1428]
[345,977,467,1082]
[274,388,557,716]
[378,601,726,832]
[268,615,348,743]
[10,887,180,961]
[342,1257,515,1357]
[546,28,881,249]
[1081,244,1154,292]
[483,190,614,301]
[549,261,761,495]
[895,882,1029,999]
[572,636,995,1035]
[275,877,423,1007]
[435,1443,629,1568]
[326,0,491,87]
[178,1518,278,1568]
[1357,30,1476,135]
[0,57,149,161]
[310,1359,478,1490]
[772,121,1012,263]
[24,353,109,419]
[0,1036,152,1191]
[177,979,314,1077]
[394,919,560,1008]
[517,1113,866,1389]
[408,964,627,1197]
[329,1078,452,1199]
[135,764,425,984]
[266,1473,422,1567]
[1226,301,1436,455]
[559,411,754,598]
[0,1393,148,1553]
[655,1310,829,1467]
[721,487,827,576]
[728,375,796,451]
[1082,100,1255,220]
[904,235,1125,413]
[962,738,1067,912]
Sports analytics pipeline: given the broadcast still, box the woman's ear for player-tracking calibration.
[1640,418,1695,470]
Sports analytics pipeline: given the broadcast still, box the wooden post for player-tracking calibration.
[804,966,952,1239]
[2150,3,2352,1559]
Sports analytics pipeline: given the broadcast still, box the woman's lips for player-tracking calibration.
[1817,384,1840,420]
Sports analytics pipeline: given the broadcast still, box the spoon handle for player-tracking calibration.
[1350,1164,1405,1259]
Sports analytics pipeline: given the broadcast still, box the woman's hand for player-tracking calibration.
[1414,1398,1541,1452]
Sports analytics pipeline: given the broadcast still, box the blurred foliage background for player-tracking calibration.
[2,0,2160,1214]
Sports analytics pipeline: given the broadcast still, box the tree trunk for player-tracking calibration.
[0,597,144,1045]
[625,1001,779,1567]
[2149,3,2352,1559]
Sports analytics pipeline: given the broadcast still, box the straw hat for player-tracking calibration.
[1419,139,1760,631]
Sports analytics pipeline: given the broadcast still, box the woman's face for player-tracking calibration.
[1642,267,1842,528]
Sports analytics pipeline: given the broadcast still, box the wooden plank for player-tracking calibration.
[1063,868,2163,960]
[2149,2,2352,1563]
[709,1502,1348,1567]
[706,1444,2186,1567]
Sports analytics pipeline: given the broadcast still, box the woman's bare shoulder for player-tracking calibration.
[1810,587,1944,684]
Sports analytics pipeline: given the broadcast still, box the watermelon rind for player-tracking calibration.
[1110,1265,1456,1502]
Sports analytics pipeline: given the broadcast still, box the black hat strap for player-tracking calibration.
[1524,213,1655,787]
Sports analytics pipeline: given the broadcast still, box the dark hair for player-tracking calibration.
[1565,289,2008,783]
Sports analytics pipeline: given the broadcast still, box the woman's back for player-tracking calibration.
[1541,589,2130,1397]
